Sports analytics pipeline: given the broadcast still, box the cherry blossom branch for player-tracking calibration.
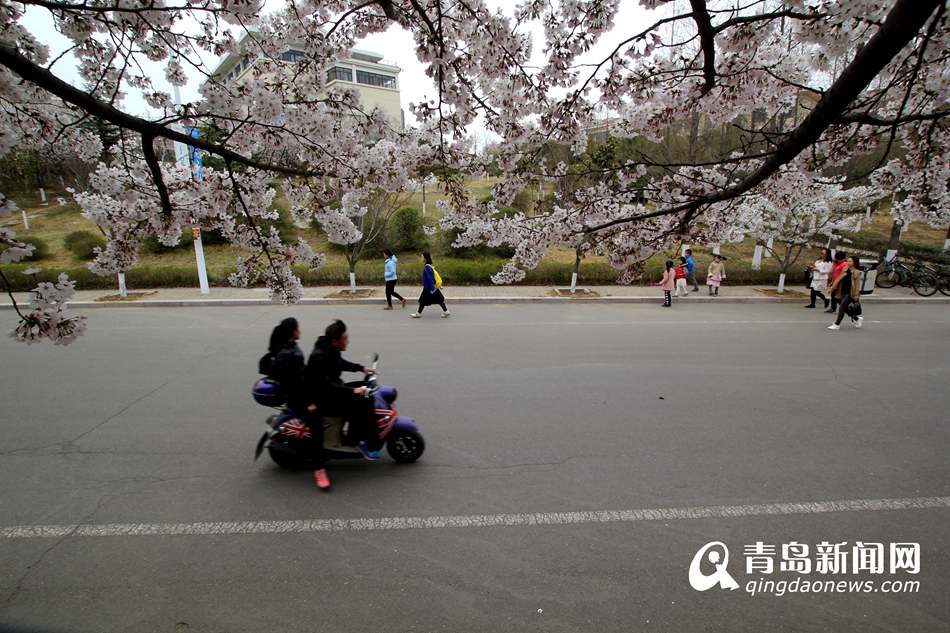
[0,43,320,179]
[584,0,944,235]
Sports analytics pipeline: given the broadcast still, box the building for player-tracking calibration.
[207,39,404,129]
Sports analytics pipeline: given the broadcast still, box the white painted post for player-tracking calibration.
[766,237,774,251]
[711,243,720,255]
[570,272,578,294]
[21,210,29,230]
[172,84,210,295]
[191,227,210,295]
[854,220,862,232]
[681,243,690,256]
[865,207,872,221]
[38,188,47,206]
[885,249,897,262]
[118,272,127,297]
[944,238,950,252]
[421,182,426,217]
[830,248,837,260]
[349,271,357,292]
[900,223,908,236]
[777,273,786,293]
[751,244,764,270]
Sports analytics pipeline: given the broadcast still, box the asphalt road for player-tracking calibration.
[0,302,948,633]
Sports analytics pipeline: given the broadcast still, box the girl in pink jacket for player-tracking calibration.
[658,259,676,307]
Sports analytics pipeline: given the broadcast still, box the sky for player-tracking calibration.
[20,0,677,144]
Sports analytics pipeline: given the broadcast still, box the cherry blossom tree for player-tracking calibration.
[1,0,948,344]
[737,171,880,292]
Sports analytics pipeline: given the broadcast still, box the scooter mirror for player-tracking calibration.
[372,352,379,363]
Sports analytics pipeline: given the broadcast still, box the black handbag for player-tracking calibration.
[846,301,863,318]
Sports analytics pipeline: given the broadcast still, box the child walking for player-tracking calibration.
[674,257,689,297]
[706,254,726,296]
[658,259,675,307]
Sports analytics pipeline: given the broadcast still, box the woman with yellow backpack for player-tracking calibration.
[410,251,451,318]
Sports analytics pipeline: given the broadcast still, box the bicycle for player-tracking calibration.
[874,259,938,296]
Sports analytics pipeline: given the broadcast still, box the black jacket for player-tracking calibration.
[306,336,364,404]
[270,343,309,412]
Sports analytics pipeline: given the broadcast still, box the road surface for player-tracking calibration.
[1,302,948,632]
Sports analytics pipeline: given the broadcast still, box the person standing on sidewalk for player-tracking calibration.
[827,256,864,331]
[658,259,675,307]
[410,251,450,318]
[806,248,833,309]
[674,257,689,297]
[383,249,406,310]
[706,254,726,296]
[825,251,848,314]
[685,249,700,292]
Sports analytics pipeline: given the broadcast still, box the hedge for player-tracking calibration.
[2,235,50,261]
[64,231,106,260]
[1,256,807,292]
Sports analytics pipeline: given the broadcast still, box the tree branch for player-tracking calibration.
[140,134,173,219]
[0,42,321,179]
[585,0,944,235]
[688,0,716,95]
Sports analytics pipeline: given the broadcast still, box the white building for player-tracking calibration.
[208,42,404,129]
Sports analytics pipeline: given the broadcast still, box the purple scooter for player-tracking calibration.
[253,354,425,468]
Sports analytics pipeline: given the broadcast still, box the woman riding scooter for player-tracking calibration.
[264,318,331,491]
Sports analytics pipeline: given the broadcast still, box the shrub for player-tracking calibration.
[3,235,49,261]
[141,228,194,253]
[388,207,428,252]
[64,230,106,260]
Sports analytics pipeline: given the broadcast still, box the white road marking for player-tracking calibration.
[2,496,947,540]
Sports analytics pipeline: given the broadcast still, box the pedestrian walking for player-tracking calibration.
[685,248,699,292]
[805,248,833,309]
[825,251,848,313]
[706,254,726,296]
[383,249,406,310]
[827,256,864,331]
[410,251,450,318]
[674,256,689,297]
[658,259,675,307]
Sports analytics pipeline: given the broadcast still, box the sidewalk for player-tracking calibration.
[2,284,947,309]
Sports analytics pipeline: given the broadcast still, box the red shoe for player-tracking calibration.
[314,468,331,491]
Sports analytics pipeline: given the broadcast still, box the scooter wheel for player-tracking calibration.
[268,446,309,470]
[387,432,425,463]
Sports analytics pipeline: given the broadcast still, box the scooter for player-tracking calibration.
[252,354,425,468]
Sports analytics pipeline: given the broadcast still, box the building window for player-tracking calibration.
[280,50,306,63]
[327,66,352,82]
[356,70,396,89]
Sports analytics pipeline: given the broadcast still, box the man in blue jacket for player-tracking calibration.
[306,320,381,459]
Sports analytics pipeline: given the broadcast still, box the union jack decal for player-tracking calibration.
[278,418,311,439]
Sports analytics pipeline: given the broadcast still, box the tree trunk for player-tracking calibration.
[687,112,701,163]
[943,224,949,251]
[570,248,582,294]
[883,220,902,262]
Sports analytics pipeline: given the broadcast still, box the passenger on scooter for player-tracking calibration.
[305,319,381,460]
[265,318,331,490]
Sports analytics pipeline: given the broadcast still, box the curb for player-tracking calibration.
[2,296,947,309]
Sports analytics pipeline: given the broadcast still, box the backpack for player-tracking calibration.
[258,352,274,376]
[429,265,443,289]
